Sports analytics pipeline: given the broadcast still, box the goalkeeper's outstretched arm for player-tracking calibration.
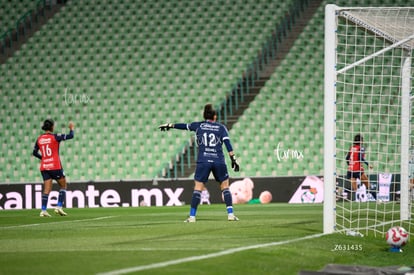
[158,122,240,172]
[158,123,188,131]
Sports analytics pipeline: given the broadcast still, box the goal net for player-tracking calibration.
[324,5,414,237]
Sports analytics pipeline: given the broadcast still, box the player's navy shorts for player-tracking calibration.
[41,169,65,181]
[347,171,362,179]
[194,162,229,183]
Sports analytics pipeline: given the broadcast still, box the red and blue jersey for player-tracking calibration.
[33,131,74,171]
[346,144,368,172]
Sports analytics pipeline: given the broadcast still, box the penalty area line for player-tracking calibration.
[97,232,326,275]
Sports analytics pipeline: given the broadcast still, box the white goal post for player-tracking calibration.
[324,5,414,235]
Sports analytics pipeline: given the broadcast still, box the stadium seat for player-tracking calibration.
[1,0,407,182]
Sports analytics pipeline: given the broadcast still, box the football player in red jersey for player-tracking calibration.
[346,134,372,191]
[33,119,74,217]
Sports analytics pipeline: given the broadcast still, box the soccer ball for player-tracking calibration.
[385,226,409,248]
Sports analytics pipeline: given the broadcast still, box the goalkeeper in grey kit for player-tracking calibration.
[159,104,240,222]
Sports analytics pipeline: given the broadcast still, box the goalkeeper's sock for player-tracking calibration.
[57,189,66,207]
[222,188,234,214]
[41,193,49,211]
[189,190,201,217]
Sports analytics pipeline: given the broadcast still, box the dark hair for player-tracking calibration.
[203,104,216,120]
[354,134,362,144]
[41,119,54,131]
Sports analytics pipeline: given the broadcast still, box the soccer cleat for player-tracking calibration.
[228,214,239,221]
[54,207,67,216]
[184,216,196,223]
[40,210,51,217]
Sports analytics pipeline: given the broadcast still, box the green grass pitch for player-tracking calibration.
[0,203,412,274]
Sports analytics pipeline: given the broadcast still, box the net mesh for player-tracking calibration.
[340,8,414,49]
[334,7,414,237]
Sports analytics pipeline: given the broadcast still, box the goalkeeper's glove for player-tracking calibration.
[158,123,174,131]
[230,155,240,172]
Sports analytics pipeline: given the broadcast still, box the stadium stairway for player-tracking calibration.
[0,0,67,64]
[175,0,323,178]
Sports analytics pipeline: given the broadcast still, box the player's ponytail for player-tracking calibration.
[203,104,216,120]
[42,119,54,131]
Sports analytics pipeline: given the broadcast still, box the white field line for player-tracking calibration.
[0,216,116,229]
[97,232,326,275]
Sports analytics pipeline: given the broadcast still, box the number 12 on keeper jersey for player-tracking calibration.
[187,121,232,164]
